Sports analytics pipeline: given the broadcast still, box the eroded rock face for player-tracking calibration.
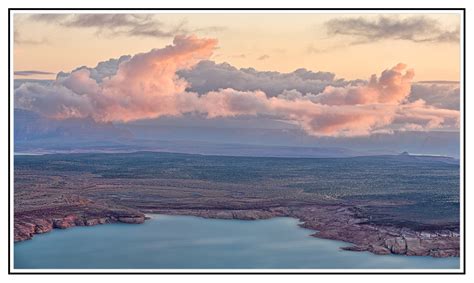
[14,195,146,242]
[368,245,391,255]
[118,216,145,224]
[293,206,460,257]
[33,219,53,234]
[430,249,460,257]
[385,237,407,254]
[15,218,55,241]
[14,222,36,242]
[53,215,80,229]
[15,214,145,242]
[406,237,425,255]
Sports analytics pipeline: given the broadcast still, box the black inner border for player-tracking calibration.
[7,7,466,275]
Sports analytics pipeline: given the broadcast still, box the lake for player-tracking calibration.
[14,214,460,269]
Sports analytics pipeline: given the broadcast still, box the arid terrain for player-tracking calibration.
[14,151,460,257]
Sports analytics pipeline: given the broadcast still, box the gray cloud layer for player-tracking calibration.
[56,55,132,82]
[178,60,344,96]
[28,14,223,39]
[408,82,460,110]
[325,16,459,44]
[14,70,55,76]
[59,57,347,97]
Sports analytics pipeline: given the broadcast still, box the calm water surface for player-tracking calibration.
[14,215,460,269]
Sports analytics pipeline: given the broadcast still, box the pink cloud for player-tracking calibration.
[94,35,218,122]
[395,99,460,130]
[14,35,459,137]
[312,63,414,106]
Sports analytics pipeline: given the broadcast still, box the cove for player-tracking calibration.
[14,214,460,269]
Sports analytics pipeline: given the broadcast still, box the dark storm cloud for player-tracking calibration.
[325,16,459,44]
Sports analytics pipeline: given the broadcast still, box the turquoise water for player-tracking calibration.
[14,215,460,269]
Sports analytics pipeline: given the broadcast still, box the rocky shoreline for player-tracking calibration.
[15,214,146,242]
[14,204,459,258]
[14,195,146,242]
[144,205,460,258]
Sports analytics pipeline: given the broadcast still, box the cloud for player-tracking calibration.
[178,60,340,96]
[56,55,132,83]
[310,63,414,105]
[257,54,270,60]
[14,35,460,137]
[29,14,179,38]
[15,82,94,119]
[16,35,217,122]
[325,15,459,44]
[28,13,224,39]
[408,82,460,110]
[417,80,459,84]
[394,100,460,131]
[14,70,55,76]
[53,53,345,97]
[29,14,68,22]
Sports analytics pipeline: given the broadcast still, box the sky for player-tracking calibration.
[14,12,460,81]
[12,12,461,138]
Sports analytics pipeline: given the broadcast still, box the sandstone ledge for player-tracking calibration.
[15,213,146,242]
